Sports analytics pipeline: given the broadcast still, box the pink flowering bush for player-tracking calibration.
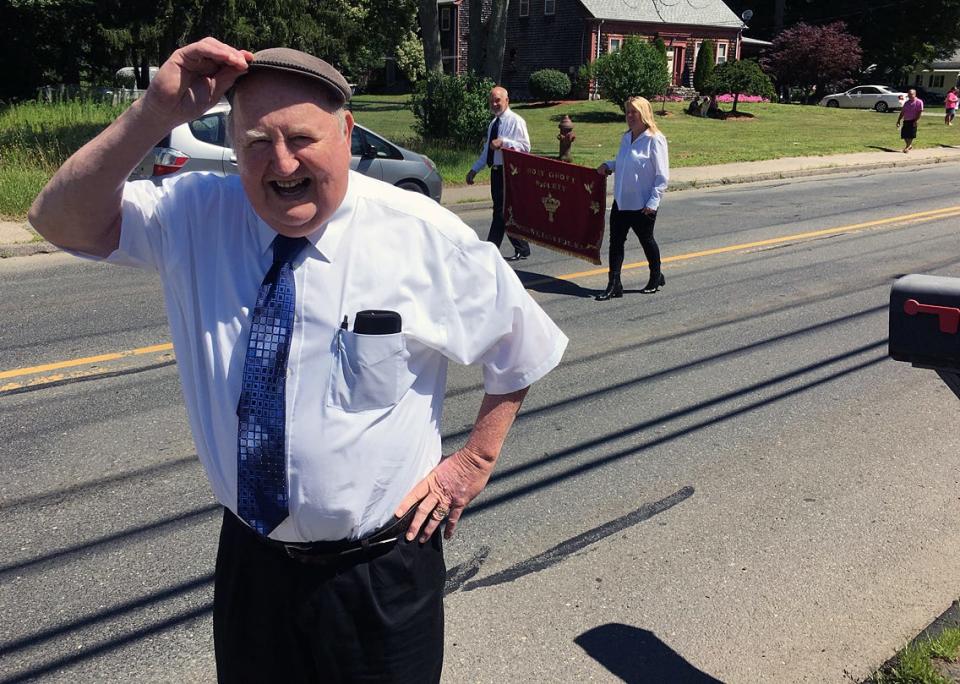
[715,93,770,103]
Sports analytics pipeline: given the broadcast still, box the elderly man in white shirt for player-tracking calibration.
[466,86,533,262]
[28,38,567,683]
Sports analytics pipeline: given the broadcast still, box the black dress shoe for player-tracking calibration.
[505,251,529,262]
[640,272,665,294]
[595,274,623,301]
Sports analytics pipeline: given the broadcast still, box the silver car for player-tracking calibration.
[819,85,907,112]
[131,102,443,202]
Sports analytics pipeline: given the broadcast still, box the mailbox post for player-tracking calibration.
[889,274,960,398]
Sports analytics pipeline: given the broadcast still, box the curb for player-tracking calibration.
[867,598,960,682]
[4,153,959,258]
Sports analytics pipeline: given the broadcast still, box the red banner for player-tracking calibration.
[502,149,607,265]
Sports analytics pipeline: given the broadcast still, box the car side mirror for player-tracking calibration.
[361,144,377,160]
[889,274,960,397]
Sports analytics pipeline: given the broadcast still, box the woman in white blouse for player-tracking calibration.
[595,96,670,301]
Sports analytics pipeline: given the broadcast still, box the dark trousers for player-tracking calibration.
[214,509,446,683]
[488,166,530,255]
[609,202,660,275]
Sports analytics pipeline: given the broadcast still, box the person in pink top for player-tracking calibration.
[897,88,924,153]
[945,87,958,125]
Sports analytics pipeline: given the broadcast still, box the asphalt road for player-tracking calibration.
[4,164,960,682]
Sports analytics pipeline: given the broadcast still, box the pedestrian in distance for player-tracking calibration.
[594,96,669,301]
[466,86,533,262]
[28,37,568,683]
[897,88,924,153]
[945,86,958,126]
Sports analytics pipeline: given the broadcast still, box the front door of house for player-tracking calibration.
[672,46,685,86]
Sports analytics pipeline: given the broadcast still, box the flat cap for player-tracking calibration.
[240,47,351,105]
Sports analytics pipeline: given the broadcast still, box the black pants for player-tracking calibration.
[488,166,530,255]
[609,202,660,275]
[214,509,446,683]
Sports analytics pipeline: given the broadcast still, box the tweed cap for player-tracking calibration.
[238,47,351,105]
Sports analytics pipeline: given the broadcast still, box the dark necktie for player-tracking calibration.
[486,116,500,167]
[237,234,309,536]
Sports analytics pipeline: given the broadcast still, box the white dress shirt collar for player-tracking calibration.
[251,172,358,264]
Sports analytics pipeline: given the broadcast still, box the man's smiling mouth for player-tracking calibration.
[271,178,311,197]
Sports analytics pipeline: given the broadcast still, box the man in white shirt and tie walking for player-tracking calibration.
[466,86,533,262]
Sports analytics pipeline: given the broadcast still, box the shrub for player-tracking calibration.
[693,40,715,93]
[592,36,669,109]
[410,71,494,144]
[571,63,594,100]
[705,59,774,113]
[394,31,426,84]
[528,69,571,103]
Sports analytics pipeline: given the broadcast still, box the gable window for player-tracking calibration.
[544,0,556,16]
[440,6,451,31]
[716,42,728,64]
[608,37,623,53]
[519,0,529,17]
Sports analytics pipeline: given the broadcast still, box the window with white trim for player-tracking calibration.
[544,0,556,16]
[608,37,623,53]
[440,6,450,31]
[519,0,529,16]
[716,42,728,64]
[914,74,923,86]
[932,74,945,88]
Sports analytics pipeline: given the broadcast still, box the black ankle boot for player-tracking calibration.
[595,273,623,301]
[640,271,665,294]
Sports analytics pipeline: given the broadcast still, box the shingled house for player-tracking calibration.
[437,0,745,99]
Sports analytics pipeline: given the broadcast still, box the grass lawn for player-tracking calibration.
[869,626,960,683]
[350,95,960,186]
[2,94,958,220]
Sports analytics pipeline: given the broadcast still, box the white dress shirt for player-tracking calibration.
[109,171,567,542]
[604,129,669,211]
[470,107,531,173]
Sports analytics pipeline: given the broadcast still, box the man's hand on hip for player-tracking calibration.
[397,445,495,542]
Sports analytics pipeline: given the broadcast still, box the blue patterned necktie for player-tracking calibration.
[237,234,309,536]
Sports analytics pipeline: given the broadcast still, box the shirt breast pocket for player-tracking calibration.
[327,330,416,412]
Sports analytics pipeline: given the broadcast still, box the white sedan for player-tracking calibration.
[819,85,907,112]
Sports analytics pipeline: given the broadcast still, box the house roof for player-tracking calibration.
[928,49,960,70]
[579,0,744,29]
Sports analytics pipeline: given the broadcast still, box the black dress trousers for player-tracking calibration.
[213,509,446,683]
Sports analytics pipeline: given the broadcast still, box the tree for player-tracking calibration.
[761,22,861,102]
[592,36,669,110]
[705,59,774,113]
[468,0,510,81]
[395,30,426,83]
[773,0,960,83]
[416,0,443,73]
[693,40,715,93]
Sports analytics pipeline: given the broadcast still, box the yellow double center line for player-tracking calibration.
[4,204,960,392]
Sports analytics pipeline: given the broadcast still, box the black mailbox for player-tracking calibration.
[890,274,960,371]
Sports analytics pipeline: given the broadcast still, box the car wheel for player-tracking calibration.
[875,101,889,113]
[826,99,840,108]
[396,180,427,195]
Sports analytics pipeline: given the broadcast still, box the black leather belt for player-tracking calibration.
[246,506,417,565]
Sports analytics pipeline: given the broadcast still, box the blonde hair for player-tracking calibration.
[625,96,660,136]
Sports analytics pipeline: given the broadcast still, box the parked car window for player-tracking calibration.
[351,127,401,160]
[860,86,881,95]
[189,114,227,147]
[848,87,863,95]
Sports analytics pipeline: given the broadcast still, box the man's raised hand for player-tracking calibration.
[141,37,253,127]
